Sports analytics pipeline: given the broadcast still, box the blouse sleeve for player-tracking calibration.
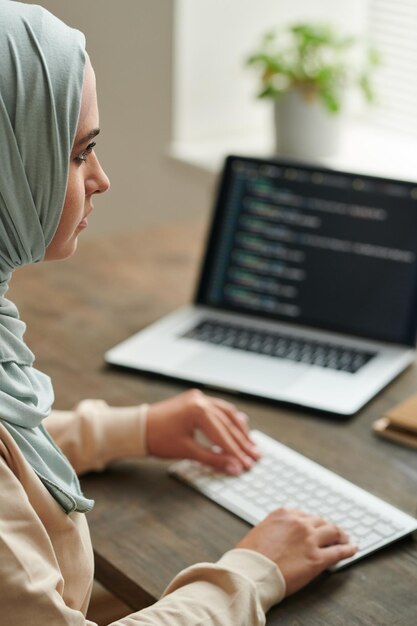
[134,548,286,626]
[43,400,149,476]
[0,456,286,626]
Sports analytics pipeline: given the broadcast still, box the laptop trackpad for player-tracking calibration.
[177,348,305,393]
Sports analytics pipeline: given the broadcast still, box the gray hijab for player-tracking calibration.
[0,0,94,513]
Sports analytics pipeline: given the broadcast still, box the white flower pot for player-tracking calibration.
[273,90,342,160]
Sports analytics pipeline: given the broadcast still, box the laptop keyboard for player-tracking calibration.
[182,319,376,373]
[170,430,417,570]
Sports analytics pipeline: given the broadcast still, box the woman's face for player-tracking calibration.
[44,56,110,261]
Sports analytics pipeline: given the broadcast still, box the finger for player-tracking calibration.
[285,510,326,524]
[268,507,308,521]
[196,410,255,470]
[184,440,244,475]
[287,509,309,517]
[320,543,359,569]
[215,410,260,460]
[211,399,255,448]
[315,523,349,547]
[211,398,251,436]
[209,398,261,459]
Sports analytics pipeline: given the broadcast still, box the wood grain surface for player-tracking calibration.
[8,218,417,625]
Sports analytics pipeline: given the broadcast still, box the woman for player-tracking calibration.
[0,2,357,624]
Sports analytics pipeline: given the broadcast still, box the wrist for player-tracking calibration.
[110,402,150,457]
[138,403,150,456]
[145,403,159,456]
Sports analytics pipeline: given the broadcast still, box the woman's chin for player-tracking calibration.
[44,237,79,262]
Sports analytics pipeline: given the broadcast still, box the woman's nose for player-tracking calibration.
[94,157,110,194]
[86,153,110,196]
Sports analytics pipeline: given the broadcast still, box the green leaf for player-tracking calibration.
[258,84,283,99]
[246,53,288,75]
[319,87,341,113]
[358,74,374,103]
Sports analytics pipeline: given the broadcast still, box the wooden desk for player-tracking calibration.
[9,219,417,625]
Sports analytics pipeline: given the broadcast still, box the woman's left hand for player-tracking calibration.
[146,389,260,475]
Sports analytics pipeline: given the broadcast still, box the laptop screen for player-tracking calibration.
[197,156,417,346]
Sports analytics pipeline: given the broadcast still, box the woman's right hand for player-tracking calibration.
[236,507,358,596]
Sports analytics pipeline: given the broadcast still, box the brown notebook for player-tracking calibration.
[373,393,417,450]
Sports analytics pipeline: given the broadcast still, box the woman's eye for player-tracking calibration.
[75,141,96,163]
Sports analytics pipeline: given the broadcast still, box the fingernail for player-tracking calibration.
[225,460,243,475]
[237,411,249,422]
[251,444,261,457]
[243,455,254,469]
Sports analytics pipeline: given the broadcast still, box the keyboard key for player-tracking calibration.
[359,532,384,550]
[340,518,358,531]
[315,504,333,516]
[374,522,397,537]
[352,525,369,537]
[338,500,354,513]
[361,514,379,526]
[327,494,342,506]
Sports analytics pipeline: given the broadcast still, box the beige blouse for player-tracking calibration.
[0,399,286,625]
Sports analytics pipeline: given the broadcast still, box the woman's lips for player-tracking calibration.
[78,206,93,230]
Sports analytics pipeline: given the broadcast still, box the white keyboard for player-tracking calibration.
[169,430,417,570]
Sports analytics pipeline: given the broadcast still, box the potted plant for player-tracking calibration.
[246,23,380,159]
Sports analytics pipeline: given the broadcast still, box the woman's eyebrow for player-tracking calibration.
[74,128,100,148]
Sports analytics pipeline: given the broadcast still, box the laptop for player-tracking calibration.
[105,155,417,416]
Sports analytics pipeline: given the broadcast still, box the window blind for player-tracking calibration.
[367,0,417,135]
